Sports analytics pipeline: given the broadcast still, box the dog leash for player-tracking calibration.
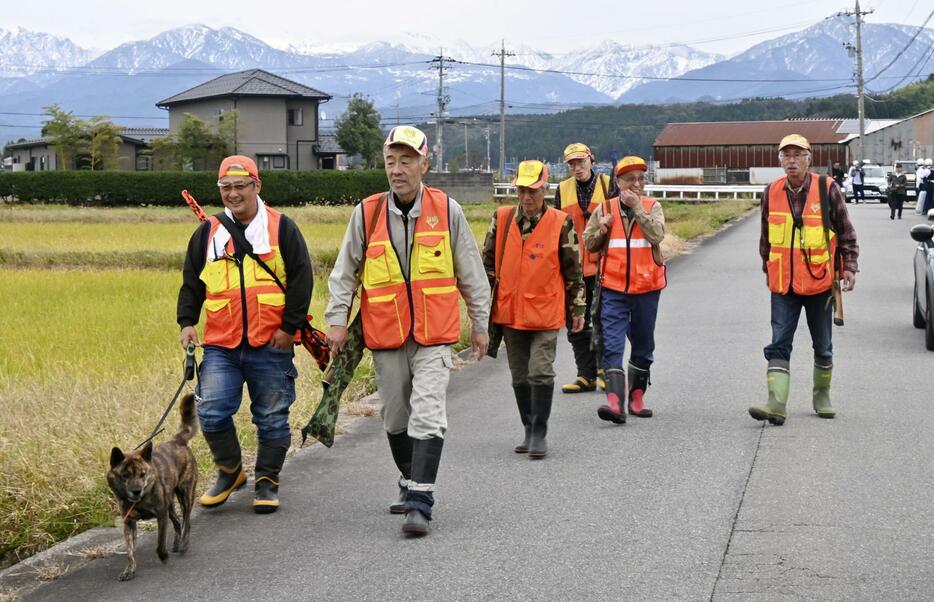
[134,343,198,450]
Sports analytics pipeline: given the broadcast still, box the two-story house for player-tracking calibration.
[156,69,344,171]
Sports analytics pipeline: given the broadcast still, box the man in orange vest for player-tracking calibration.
[325,126,490,536]
[177,155,313,513]
[482,160,585,459]
[554,143,616,394]
[749,134,859,425]
[583,156,666,424]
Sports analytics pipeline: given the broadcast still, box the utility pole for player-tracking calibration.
[492,39,515,178]
[430,50,452,172]
[463,121,469,170]
[485,124,491,172]
[840,1,873,161]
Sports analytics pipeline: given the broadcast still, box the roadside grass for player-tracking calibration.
[0,198,754,566]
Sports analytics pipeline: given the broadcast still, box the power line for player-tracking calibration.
[864,7,934,84]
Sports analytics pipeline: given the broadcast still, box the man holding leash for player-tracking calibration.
[177,155,312,513]
[483,159,585,458]
[325,125,490,537]
[749,135,858,425]
[554,143,615,394]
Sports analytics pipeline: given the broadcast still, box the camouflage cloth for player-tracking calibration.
[300,311,364,447]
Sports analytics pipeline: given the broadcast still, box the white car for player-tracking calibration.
[844,164,888,202]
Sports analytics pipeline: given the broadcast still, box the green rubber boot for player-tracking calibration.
[749,362,789,426]
[812,364,836,419]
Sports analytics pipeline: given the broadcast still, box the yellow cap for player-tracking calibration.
[512,160,549,189]
[563,142,592,162]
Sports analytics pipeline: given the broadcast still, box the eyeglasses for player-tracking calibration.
[780,152,809,162]
[217,181,255,193]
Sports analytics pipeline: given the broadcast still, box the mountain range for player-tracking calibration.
[0,17,931,142]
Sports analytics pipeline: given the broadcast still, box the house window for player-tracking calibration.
[257,154,289,170]
[288,108,303,126]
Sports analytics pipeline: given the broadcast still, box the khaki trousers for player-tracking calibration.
[372,337,453,439]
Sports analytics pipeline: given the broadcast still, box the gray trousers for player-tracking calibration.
[372,337,453,439]
[503,327,559,386]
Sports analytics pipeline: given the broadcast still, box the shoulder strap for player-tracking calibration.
[495,206,517,280]
[816,175,838,275]
[216,212,286,293]
[362,193,388,247]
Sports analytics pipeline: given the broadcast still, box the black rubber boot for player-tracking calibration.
[598,368,627,424]
[627,362,653,417]
[199,428,246,507]
[402,436,444,537]
[528,384,554,459]
[512,383,532,453]
[253,436,290,514]
[387,431,413,514]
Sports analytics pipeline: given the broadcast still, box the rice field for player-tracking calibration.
[0,197,755,567]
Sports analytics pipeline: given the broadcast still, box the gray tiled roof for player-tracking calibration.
[314,133,346,155]
[6,126,166,149]
[157,69,331,107]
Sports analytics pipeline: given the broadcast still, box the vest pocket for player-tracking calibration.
[364,245,391,286]
[420,285,459,341]
[256,293,285,340]
[521,291,558,327]
[767,252,784,292]
[767,216,786,245]
[416,235,447,274]
[365,293,405,347]
[801,225,825,249]
[200,261,230,294]
[203,298,233,344]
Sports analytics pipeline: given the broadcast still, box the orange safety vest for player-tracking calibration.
[600,197,666,294]
[360,187,460,350]
[558,173,611,277]
[199,207,289,348]
[765,173,837,295]
[492,206,567,331]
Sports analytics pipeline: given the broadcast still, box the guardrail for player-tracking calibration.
[493,183,762,201]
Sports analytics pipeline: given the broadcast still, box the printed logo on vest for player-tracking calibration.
[426,215,439,229]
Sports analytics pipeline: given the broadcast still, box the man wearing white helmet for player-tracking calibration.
[917,159,931,214]
[849,160,865,203]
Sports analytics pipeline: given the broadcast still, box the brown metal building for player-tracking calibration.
[653,120,850,170]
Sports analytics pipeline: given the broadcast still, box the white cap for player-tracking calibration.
[852,160,859,166]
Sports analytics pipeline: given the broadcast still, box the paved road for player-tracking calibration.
[22,202,934,601]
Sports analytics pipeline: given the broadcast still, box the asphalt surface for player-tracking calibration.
[19,201,934,601]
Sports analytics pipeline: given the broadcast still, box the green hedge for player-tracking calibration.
[0,169,389,206]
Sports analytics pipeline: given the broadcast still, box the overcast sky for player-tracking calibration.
[1,0,929,57]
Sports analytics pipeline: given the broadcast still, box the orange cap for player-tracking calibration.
[614,156,648,176]
[218,155,260,181]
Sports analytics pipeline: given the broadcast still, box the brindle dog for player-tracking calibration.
[108,393,198,581]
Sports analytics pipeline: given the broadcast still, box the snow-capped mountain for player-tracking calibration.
[0,20,930,142]
[0,27,100,77]
[621,16,934,103]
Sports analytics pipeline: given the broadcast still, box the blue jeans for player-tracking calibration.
[600,288,660,370]
[763,291,833,365]
[196,344,298,439]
